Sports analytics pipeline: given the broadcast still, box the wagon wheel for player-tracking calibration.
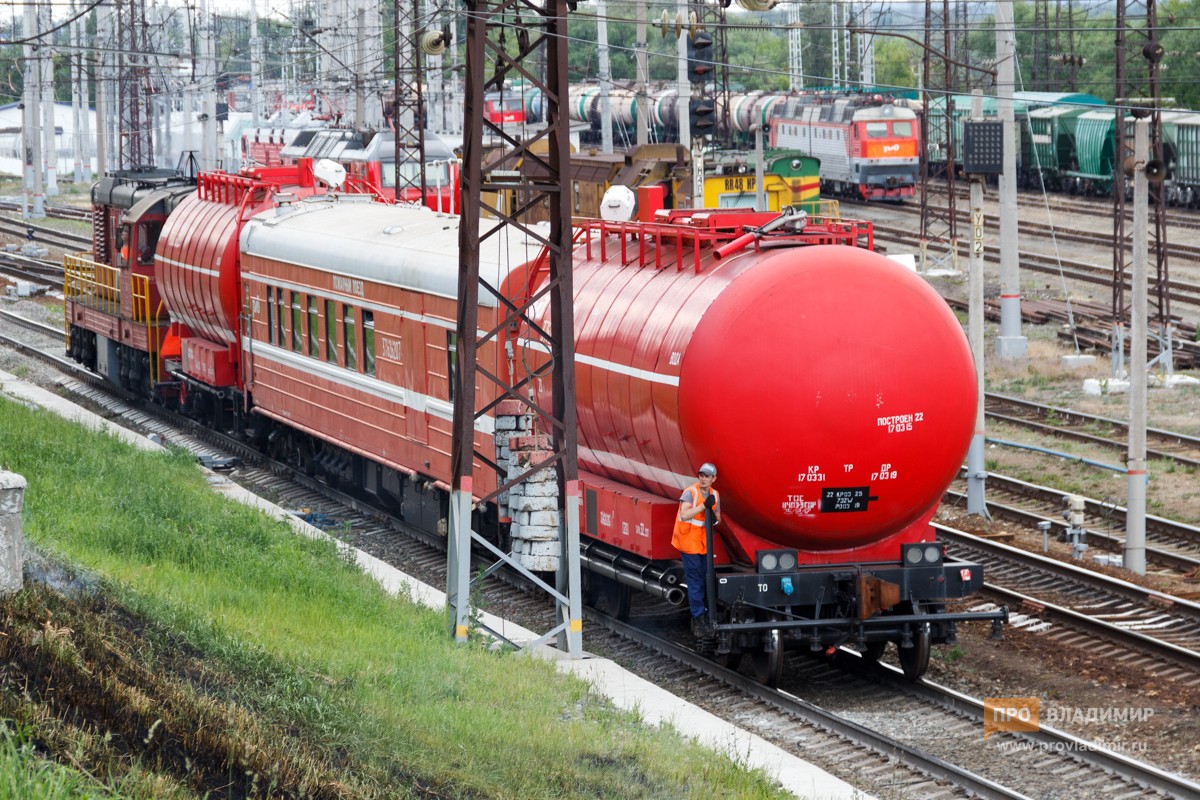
[898,603,931,680]
[860,640,888,662]
[581,572,602,608]
[752,625,786,688]
[607,582,632,621]
[713,649,743,670]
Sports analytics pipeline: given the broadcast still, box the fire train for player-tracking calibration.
[568,88,920,201]
[64,161,1006,685]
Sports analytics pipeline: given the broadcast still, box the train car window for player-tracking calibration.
[267,287,275,345]
[865,122,888,138]
[291,291,302,352]
[325,299,338,363]
[892,121,913,137]
[344,306,357,371]
[277,289,287,348]
[363,309,376,376]
[308,296,319,358]
[447,331,457,403]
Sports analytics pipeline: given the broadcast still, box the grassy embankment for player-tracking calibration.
[0,396,792,800]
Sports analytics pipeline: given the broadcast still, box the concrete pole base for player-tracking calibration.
[0,471,26,595]
[994,336,1028,359]
[1060,354,1097,370]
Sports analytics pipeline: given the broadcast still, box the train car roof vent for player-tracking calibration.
[313,158,347,189]
[600,185,637,222]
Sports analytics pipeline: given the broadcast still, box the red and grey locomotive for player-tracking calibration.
[65,163,1005,684]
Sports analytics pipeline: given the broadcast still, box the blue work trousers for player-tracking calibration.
[681,552,708,618]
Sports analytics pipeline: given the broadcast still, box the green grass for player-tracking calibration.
[0,721,117,799]
[0,397,790,799]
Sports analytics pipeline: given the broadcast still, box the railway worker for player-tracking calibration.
[674,462,721,637]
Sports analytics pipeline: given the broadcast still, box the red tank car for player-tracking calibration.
[556,218,974,566]
[528,210,1004,680]
[153,162,333,418]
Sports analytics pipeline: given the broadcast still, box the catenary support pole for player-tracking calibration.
[754,125,765,211]
[597,0,613,153]
[995,0,1026,357]
[23,1,45,218]
[675,0,690,150]
[966,91,988,517]
[71,1,82,183]
[40,2,58,196]
[1126,120,1148,575]
[635,0,648,145]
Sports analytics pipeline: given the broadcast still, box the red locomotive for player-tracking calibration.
[767,93,920,201]
[65,166,1005,684]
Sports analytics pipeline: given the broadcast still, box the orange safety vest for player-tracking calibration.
[671,483,720,555]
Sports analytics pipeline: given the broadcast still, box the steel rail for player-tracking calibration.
[599,613,1034,800]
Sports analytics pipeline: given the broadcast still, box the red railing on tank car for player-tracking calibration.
[574,211,874,271]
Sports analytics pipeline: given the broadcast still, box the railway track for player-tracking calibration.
[940,524,1200,673]
[875,220,1200,310]
[985,392,1200,470]
[43,375,1200,800]
[0,212,92,256]
[5,322,1200,797]
[0,199,91,222]
[0,251,65,291]
[935,185,1200,232]
[946,472,1200,574]
[919,200,1200,263]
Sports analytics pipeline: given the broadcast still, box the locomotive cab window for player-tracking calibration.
[892,121,913,137]
[135,223,159,265]
[363,309,376,376]
[866,122,888,138]
[344,306,357,371]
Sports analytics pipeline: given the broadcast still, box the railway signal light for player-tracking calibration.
[687,31,714,84]
[689,97,716,138]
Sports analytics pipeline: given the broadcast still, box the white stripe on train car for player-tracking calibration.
[519,338,681,387]
[246,338,494,436]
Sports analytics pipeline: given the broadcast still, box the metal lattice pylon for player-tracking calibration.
[451,0,581,655]
[393,0,427,198]
[919,0,957,271]
[116,0,154,169]
[1112,0,1170,349]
